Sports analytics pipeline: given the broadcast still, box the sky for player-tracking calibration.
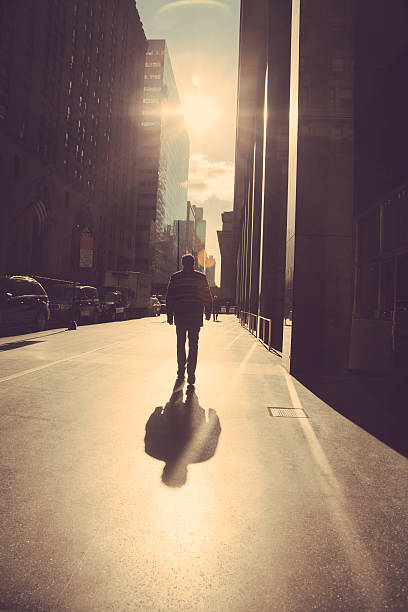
[136,0,241,283]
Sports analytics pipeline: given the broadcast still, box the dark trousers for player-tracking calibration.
[176,326,200,377]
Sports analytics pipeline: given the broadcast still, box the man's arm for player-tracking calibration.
[165,275,175,324]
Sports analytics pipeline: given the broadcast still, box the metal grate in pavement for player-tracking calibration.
[267,406,308,418]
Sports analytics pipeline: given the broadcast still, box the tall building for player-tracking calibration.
[192,206,206,272]
[217,211,234,300]
[0,0,147,285]
[232,0,408,378]
[173,218,194,269]
[352,0,408,367]
[135,39,189,284]
[205,255,216,287]
[282,0,355,375]
[234,0,291,350]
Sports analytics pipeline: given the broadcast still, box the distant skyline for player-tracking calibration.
[136,0,240,283]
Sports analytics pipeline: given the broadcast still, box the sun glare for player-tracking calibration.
[183,92,220,135]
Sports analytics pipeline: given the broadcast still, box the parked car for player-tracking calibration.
[157,296,166,313]
[43,282,100,326]
[149,297,161,316]
[99,288,128,322]
[0,275,50,333]
[44,281,76,326]
[75,286,101,324]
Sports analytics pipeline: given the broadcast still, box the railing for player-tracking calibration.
[258,315,272,350]
[238,310,281,356]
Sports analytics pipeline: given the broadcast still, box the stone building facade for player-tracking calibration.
[0,0,146,285]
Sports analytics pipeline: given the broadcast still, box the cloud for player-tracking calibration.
[188,153,234,204]
[188,180,207,191]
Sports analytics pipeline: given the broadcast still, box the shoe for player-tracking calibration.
[187,373,195,385]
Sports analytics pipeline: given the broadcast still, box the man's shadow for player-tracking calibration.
[144,382,221,487]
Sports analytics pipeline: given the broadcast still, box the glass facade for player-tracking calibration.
[136,40,189,283]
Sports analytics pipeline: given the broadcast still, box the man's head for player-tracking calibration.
[181,253,194,271]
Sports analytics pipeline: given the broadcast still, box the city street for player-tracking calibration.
[0,315,407,611]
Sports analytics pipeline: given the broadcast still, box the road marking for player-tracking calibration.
[0,344,121,384]
[0,326,160,384]
[0,318,170,384]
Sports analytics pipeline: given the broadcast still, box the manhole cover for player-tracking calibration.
[267,407,308,418]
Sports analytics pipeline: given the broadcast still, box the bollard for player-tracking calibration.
[67,281,77,330]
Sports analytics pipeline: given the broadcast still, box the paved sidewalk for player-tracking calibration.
[0,315,407,611]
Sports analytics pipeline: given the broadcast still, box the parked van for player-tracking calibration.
[0,276,50,333]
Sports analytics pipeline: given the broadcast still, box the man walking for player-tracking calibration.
[212,295,220,321]
[166,253,212,385]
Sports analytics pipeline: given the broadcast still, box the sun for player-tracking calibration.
[182,92,220,135]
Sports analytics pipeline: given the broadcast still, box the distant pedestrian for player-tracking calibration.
[212,296,220,321]
[166,253,212,385]
[225,300,231,314]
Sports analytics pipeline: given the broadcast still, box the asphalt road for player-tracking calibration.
[0,315,407,611]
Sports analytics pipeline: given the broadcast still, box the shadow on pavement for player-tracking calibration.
[144,382,222,487]
[0,340,43,351]
[300,366,408,458]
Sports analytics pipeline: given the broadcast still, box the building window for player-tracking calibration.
[299,86,309,106]
[331,126,342,140]
[331,58,345,73]
[332,26,346,46]
[19,121,27,139]
[329,87,336,107]
[14,156,20,179]
[339,87,353,107]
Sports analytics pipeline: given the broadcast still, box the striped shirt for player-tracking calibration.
[166,269,213,327]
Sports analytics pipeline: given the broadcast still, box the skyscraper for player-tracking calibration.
[192,206,206,272]
[205,255,216,287]
[232,0,408,376]
[217,211,234,300]
[0,0,147,285]
[135,39,190,284]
